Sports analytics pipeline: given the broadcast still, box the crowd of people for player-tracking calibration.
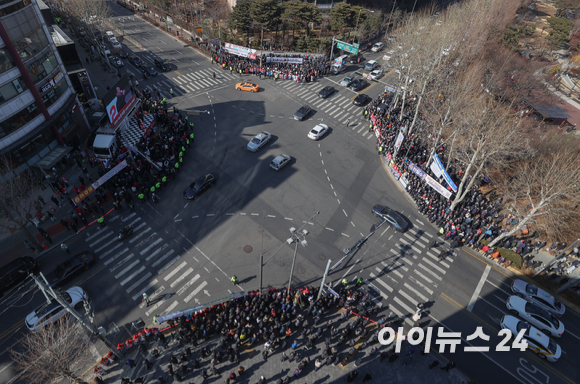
[210,47,330,83]
[108,285,440,384]
[364,91,508,251]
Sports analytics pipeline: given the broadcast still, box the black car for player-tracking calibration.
[350,79,368,92]
[293,105,312,121]
[349,54,364,64]
[353,94,372,106]
[372,205,409,232]
[129,56,143,67]
[318,86,336,99]
[183,174,216,200]
[117,50,129,59]
[154,58,171,72]
[142,66,158,78]
[48,252,95,288]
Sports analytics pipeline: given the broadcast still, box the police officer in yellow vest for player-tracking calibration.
[138,192,145,203]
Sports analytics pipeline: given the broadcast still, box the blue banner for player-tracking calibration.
[433,153,457,192]
[155,291,248,323]
[408,161,426,179]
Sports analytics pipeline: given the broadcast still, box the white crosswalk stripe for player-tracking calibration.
[126,272,153,294]
[152,249,175,267]
[184,281,208,303]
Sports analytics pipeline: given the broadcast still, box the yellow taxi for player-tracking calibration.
[235,82,259,92]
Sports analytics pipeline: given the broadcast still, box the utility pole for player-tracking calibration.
[385,1,397,39]
[330,36,335,61]
[32,273,120,358]
[318,259,332,300]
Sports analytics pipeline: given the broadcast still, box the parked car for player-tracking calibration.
[350,79,368,92]
[25,286,88,332]
[340,76,356,87]
[318,86,336,99]
[371,42,384,52]
[270,154,291,171]
[293,105,312,121]
[499,315,561,362]
[129,56,143,67]
[183,174,216,200]
[511,279,565,316]
[364,60,380,71]
[142,66,158,78]
[372,205,408,232]
[505,296,564,337]
[154,58,171,72]
[47,252,96,288]
[353,94,371,106]
[247,131,271,152]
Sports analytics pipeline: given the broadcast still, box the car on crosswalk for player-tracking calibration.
[247,131,271,152]
[505,296,565,337]
[511,279,566,317]
[294,105,312,121]
[340,76,356,87]
[308,124,329,140]
[500,315,561,362]
[129,56,143,67]
[25,286,88,332]
[270,154,291,171]
[183,174,216,200]
[372,205,408,232]
[350,79,368,92]
[353,94,371,106]
[235,82,259,92]
[318,86,336,99]
[141,66,158,78]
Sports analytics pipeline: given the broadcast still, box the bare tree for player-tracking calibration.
[0,157,45,252]
[488,135,580,246]
[11,315,93,384]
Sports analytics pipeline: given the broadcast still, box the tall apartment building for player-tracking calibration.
[0,0,88,177]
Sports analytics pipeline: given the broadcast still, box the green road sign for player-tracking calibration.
[336,41,359,55]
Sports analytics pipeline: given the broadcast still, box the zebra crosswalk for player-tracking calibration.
[348,224,452,328]
[276,81,375,140]
[84,211,212,315]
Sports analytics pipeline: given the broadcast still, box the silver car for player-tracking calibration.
[270,154,290,171]
[247,131,271,152]
[341,76,355,87]
[511,279,565,317]
[506,296,564,337]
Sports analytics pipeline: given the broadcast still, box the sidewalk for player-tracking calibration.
[86,303,469,384]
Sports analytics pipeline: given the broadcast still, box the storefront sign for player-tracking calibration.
[41,79,55,93]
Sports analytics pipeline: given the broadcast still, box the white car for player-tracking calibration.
[270,154,291,171]
[371,42,384,52]
[500,315,561,362]
[112,41,122,50]
[511,279,565,317]
[110,56,124,68]
[383,50,395,61]
[25,286,87,332]
[367,68,384,81]
[506,296,564,337]
[308,124,329,140]
[247,131,271,152]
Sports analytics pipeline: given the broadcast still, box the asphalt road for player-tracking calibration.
[0,3,578,384]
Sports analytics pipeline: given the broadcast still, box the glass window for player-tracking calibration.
[0,0,31,17]
[41,77,67,109]
[0,48,15,73]
[0,77,26,103]
[27,53,57,83]
[12,27,48,61]
[0,101,41,138]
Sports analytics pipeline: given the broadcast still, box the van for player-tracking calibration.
[0,256,38,298]
[92,134,118,160]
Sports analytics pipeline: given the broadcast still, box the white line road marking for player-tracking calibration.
[164,261,187,281]
[126,272,153,293]
[174,214,179,220]
[145,244,168,261]
[140,238,164,255]
[415,219,424,226]
[145,293,171,317]
[351,222,355,227]
[131,279,158,301]
[109,253,134,272]
[100,243,124,259]
[403,282,429,302]
[94,237,120,253]
[104,248,130,266]
[207,214,215,217]
[341,233,350,237]
[422,258,446,274]
[370,271,393,292]
[88,231,114,247]
[325,227,334,231]
[285,217,293,221]
[393,296,415,317]
[120,266,146,286]
[157,255,180,275]
[122,213,137,222]
[240,213,246,216]
[177,274,201,296]
[170,267,194,288]
[408,276,434,295]
[114,260,139,279]
[184,281,208,303]
[418,263,442,281]
[152,249,176,268]
[343,209,348,217]
[267,215,276,218]
[398,289,419,307]
[161,301,180,316]
[251,213,259,216]
[467,265,491,312]
[226,213,235,216]
[192,216,199,219]
[128,225,151,243]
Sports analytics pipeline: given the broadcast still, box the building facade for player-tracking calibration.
[0,0,88,177]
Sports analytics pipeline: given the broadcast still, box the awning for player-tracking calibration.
[529,103,571,119]
[34,145,73,170]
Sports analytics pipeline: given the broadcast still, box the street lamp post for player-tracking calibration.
[352,9,373,44]
[286,227,310,293]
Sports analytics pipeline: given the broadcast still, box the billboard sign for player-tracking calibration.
[224,43,257,60]
[336,40,359,54]
[103,75,137,127]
